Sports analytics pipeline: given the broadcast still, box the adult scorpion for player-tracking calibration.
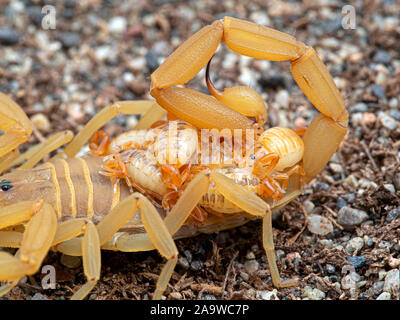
[0,16,348,300]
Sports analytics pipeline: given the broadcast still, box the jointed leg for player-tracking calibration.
[0,202,57,288]
[209,171,298,287]
[71,221,101,300]
[61,100,158,158]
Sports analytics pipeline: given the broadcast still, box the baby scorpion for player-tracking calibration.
[0,16,348,300]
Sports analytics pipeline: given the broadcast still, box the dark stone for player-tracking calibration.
[390,110,400,121]
[344,193,356,202]
[0,28,20,45]
[27,6,45,26]
[259,73,287,90]
[338,206,369,230]
[315,182,330,191]
[373,50,393,64]
[347,255,366,268]
[62,8,75,19]
[59,32,80,48]
[336,197,348,210]
[190,260,203,271]
[145,51,159,71]
[371,85,385,99]
[386,208,400,223]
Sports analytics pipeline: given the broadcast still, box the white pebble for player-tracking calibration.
[383,269,400,294]
[275,90,290,109]
[345,175,359,188]
[329,163,343,174]
[31,113,50,132]
[303,200,315,214]
[378,112,397,131]
[389,97,398,109]
[345,237,364,254]
[108,16,127,33]
[307,215,333,236]
[383,184,396,193]
[256,289,279,300]
[129,57,147,72]
[376,292,391,300]
[303,286,326,300]
[244,260,259,274]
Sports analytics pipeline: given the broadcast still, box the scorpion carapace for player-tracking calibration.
[0,16,347,300]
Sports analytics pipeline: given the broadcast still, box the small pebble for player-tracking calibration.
[361,112,376,126]
[190,260,203,271]
[108,16,127,33]
[169,292,182,300]
[347,255,366,268]
[378,112,397,130]
[0,28,20,45]
[315,182,330,191]
[383,184,396,194]
[338,206,369,230]
[307,215,333,236]
[386,208,400,223]
[303,200,315,214]
[246,251,255,260]
[244,260,259,274]
[31,293,48,300]
[178,257,189,269]
[373,50,392,64]
[390,110,400,121]
[345,175,359,188]
[256,289,279,300]
[31,113,51,132]
[372,281,384,296]
[389,97,398,109]
[59,32,80,48]
[383,269,400,294]
[346,237,364,254]
[336,197,348,210]
[376,292,391,300]
[350,102,368,113]
[326,264,336,274]
[394,173,400,191]
[240,271,249,282]
[202,295,216,300]
[371,85,385,100]
[303,286,326,300]
[329,163,343,174]
[275,90,289,108]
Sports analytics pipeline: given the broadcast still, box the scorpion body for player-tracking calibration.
[0,16,348,300]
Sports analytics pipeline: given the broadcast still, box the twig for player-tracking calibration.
[360,140,378,171]
[221,251,238,298]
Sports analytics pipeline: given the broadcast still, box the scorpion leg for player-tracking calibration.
[0,149,19,174]
[0,201,57,283]
[60,100,157,158]
[101,171,210,252]
[18,131,73,169]
[209,171,298,287]
[0,93,32,159]
[71,221,101,300]
[133,102,167,130]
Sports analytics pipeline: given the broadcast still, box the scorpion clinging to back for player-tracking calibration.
[0,16,347,299]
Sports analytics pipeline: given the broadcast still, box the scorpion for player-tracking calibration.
[0,16,348,300]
